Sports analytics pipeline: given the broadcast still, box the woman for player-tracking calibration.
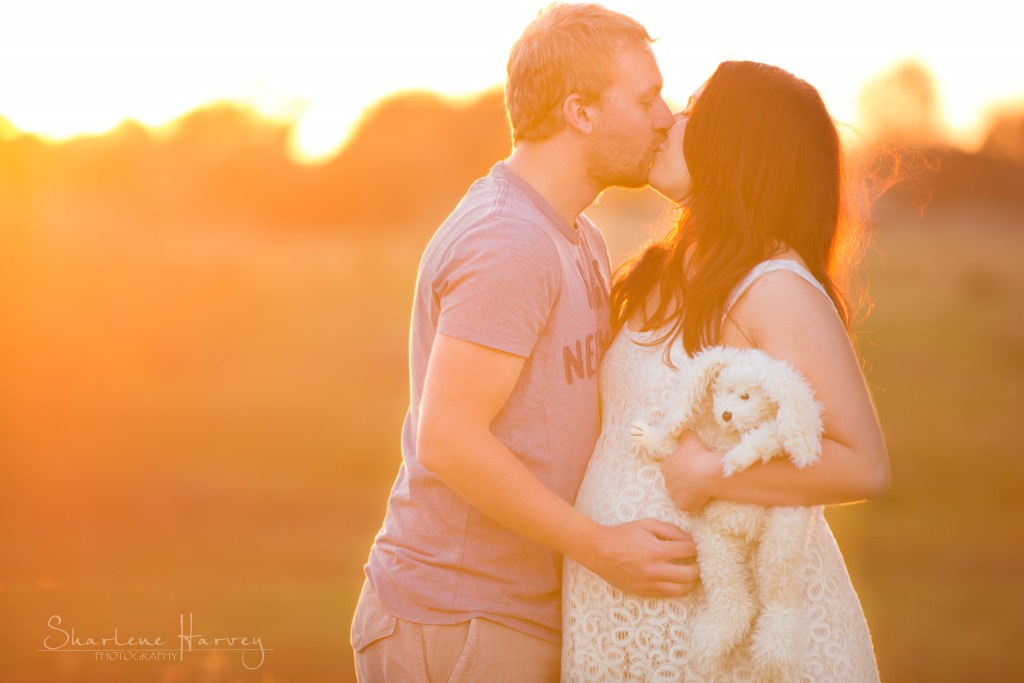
[562,61,889,682]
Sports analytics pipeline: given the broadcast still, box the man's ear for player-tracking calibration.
[562,93,594,135]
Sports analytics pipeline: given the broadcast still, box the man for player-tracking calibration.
[351,4,699,680]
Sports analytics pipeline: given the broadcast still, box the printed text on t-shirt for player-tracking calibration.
[563,329,614,385]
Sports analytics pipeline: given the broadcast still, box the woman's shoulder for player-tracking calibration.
[729,250,832,309]
[722,255,841,347]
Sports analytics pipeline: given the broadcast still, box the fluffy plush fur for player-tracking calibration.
[629,345,824,678]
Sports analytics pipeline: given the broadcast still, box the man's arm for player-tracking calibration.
[418,333,699,598]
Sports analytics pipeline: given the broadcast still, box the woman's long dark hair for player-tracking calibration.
[611,61,869,357]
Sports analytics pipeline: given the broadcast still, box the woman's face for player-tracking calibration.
[648,85,703,203]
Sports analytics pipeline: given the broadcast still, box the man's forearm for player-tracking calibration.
[415,333,699,597]
[419,423,600,562]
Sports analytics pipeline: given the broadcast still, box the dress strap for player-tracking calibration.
[724,259,837,316]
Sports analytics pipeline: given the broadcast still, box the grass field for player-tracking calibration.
[1,199,1022,682]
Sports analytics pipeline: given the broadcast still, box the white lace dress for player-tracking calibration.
[562,260,880,682]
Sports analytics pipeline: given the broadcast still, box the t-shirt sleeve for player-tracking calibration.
[433,219,560,358]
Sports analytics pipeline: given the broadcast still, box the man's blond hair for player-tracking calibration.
[506,3,654,143]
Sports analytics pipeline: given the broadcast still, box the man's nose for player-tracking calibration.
[654,98,674,132]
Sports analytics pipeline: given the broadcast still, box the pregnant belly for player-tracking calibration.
[575,448,683,527]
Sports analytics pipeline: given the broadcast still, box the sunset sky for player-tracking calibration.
[2,0,1022,161]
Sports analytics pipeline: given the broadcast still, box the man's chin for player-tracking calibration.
[608,166,651,190]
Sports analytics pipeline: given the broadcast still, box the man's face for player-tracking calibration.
[585,48,674,189]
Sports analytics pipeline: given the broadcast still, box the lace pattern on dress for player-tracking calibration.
[561,262,878,682]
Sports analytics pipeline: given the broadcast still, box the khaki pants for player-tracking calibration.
[351,580,560,682]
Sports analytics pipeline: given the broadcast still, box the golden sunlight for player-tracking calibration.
[3,3,1023,683]
[1,0,1021,161]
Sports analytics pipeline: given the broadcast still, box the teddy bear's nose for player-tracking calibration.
[722,411,732,422]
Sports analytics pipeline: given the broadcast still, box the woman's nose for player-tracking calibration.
[655,98,674,132]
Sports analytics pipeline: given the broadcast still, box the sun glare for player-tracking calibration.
[1,0,1021,161]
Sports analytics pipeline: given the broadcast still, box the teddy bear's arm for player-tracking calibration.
[628,420,678,460]
[721,424,784,476]
[781,429,823,469]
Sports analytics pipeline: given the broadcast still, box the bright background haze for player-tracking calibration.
[1,2,1023,683]
[3,0,1023,159]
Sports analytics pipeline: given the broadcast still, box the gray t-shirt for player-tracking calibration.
[363,161,613,644]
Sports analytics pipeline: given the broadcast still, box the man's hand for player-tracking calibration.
[660,431,722,513]
[418,335,704,600]
[576,519,700,598]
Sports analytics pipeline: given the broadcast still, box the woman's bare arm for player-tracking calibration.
[660,267,890,511]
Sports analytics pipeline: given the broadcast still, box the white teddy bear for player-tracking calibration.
[629,345,824,678]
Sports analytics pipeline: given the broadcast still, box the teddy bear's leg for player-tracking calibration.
[702,501,764,543]
[750,507,815,678]
[628,420,677,460]
[687,522,757,671]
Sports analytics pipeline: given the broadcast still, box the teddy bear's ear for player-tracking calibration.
[763,358,824,468]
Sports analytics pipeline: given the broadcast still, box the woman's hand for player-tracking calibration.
[659,431,723,513]
[714,264,890,506]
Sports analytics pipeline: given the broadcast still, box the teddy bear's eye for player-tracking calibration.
[740,393,750,400]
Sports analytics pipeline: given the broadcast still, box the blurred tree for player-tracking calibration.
[858,60,948,148]
[5,74,1020,240]
[981,107,1024,167]
[317,88,510,232]
[157,103,309,224]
